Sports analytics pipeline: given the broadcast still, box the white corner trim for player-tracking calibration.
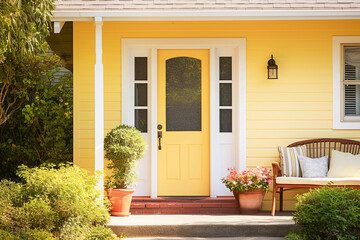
[94,17,104,192]
[333,36,360,130]
[54,21,65,33]
[52,10,360,21]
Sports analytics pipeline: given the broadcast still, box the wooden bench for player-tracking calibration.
[271,138,360,216]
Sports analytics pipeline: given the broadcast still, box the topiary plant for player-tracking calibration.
[286,186,360,240]
[104,125,147,189]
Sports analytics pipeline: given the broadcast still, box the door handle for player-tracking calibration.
[158,131,162,150]
[157,124,163,150]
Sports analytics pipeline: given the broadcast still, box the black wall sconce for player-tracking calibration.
[267,55,278,79]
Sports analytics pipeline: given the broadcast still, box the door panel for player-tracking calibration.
[157,49,210,196]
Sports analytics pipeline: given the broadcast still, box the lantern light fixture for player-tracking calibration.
[267,54,278,79]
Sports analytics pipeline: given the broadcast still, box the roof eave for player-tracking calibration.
[51,10,360,21]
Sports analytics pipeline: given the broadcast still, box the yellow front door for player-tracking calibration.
[157,49,210,196]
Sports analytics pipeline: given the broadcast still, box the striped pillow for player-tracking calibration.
[278,146,307,177]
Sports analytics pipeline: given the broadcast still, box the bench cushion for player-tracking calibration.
[276,176,360,185]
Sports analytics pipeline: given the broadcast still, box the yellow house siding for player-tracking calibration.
[73,22,95,173]
[74,19,360,209]
[103,25,121,133]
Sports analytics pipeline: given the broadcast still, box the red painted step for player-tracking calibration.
[130,197,239,214]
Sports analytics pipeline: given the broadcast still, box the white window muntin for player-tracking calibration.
[342,45,360,121]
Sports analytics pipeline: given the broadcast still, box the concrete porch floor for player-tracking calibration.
[108,212,298,239]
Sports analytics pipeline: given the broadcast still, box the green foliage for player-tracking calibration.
[0,53,73,181]
[285,231,302,240]
[0,0,55,125]
[0,0,54,62]
[104,125,147,189]
[0,164,119,240]
[86,226,122,240]
[287,187,360,240]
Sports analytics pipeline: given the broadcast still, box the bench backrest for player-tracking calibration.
[287,138,360,158]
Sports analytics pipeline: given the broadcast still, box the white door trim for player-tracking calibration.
[121,38,246,198]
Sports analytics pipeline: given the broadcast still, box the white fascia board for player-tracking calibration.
[51,10,360,21]
[54,21,65,33]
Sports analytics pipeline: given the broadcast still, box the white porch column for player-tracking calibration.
[94,17,104,193]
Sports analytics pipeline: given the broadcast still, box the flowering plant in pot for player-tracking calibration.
[222,167,272,213]
[104,125,147,216]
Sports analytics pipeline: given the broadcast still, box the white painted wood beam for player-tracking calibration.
[94,17,104,194]
[209,47,217,198]
[54,21,65,33]
[150,48,158,198]
[236,39,247,171]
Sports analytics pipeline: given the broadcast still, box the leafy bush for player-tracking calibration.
[0,164,118,240]
[286,187,360,240]
[104,125,147,189]
[0,53,73,181]
[1,0,55,125]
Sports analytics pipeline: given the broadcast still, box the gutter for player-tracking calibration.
[51,10,360,21]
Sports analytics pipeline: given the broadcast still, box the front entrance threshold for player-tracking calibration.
[130,196,238,214]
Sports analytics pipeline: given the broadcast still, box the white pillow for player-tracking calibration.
[327,150,360,178]
[298,155,329,178]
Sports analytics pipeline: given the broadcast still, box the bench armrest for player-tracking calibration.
[272,162,282,182]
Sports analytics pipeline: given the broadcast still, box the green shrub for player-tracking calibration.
[0,164,119,239]
[0,53,73,181]
[0,229,15,239]
[286,187,360,240]
[104,125,147,189]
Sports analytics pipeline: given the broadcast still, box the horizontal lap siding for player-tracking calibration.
[74,22,95,173]
[73,22,121,176]
[74,20,360,210]
[244,20,360,210]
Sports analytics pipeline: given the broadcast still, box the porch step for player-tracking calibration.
[108,213,298,238]
[130,197,239,215]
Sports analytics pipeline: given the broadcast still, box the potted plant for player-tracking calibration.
[104,125,147,216]
[222,167,272,214]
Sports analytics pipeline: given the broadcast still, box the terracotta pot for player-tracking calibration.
[234,189,265,214]
[105,188,135,216]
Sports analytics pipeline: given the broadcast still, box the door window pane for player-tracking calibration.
[166,57,201,131]
[219,57,232,80]
[135,57,147,80]
[220,109,232,132]
[220,83,232,106]
[135,109,147,132]
[135,83,147,106]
